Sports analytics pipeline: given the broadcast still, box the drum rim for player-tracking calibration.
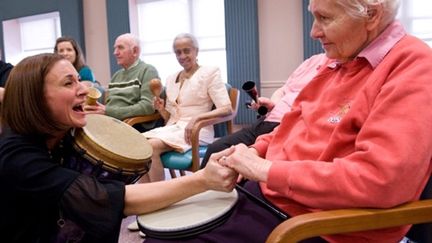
[136,189,238,237]
[138,205,234,239]
[78,114,152,165]
[73,129,151,173]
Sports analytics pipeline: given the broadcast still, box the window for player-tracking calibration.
[398,0,432,47]
[2,12,61,65]
[134,0,226,83]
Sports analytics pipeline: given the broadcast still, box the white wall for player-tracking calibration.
[82,0,110,86]
[82,0,305,94]
[258,0,304,98]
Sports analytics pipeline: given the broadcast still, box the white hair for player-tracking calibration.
[117,33,141,51]
[173,33,199,51]
[333,0,400,26]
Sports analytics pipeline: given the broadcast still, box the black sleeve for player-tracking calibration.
[1,130,126,242]
[0,61,13,87]
[0,132,79,207]
[60,174,126,242]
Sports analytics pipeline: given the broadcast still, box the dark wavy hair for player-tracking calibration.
[1,53,66,137]
[54,36,86,71]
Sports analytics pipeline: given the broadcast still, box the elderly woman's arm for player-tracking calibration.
[183,104,232,144]
[183,67,233,144]
[192,104,233,121]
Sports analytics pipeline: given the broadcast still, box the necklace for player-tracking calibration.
[180,65,200,83]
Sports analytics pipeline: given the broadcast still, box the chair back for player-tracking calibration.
[406,174,432,242]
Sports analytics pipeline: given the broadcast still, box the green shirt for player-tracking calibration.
[106,59,159,120]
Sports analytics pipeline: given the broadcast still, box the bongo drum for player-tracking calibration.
[66,114,152,184]
[137,189,238,239]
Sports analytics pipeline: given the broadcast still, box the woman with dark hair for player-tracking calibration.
[0,53,237,242]
[54,36,95,82]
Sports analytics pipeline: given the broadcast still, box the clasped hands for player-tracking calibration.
[210,144,271,184]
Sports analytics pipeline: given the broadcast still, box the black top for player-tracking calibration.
[0,61,13,87]
[0,128,126,242]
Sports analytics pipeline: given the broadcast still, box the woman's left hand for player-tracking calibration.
[202,148,238,192]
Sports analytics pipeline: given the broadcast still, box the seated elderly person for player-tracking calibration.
[139,33,233,183]
[84,33,161,132]
[145,0,432,242]
[200,55,321,168]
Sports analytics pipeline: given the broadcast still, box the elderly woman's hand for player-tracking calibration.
[200,148,238,192]
[254,97,275,111]
[219,143,271,183]
[153,96,165,111]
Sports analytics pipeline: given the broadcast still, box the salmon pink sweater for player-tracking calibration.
[253,21,432,242]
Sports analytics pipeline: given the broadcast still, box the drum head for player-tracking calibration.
[74,114,152,172]
[137,189,238,239]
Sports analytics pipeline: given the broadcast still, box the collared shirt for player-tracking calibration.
[264,21,406,124]
[265,54,328,123]
[254,20,432,242]
[123,58,141,71]
[358,20,406,69]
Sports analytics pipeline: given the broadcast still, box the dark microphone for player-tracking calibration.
[242,81,268,116]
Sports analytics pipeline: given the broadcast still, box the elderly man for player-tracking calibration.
[85,33,160,131]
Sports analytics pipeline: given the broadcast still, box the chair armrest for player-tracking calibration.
[123,113,162,126]
[188,112,237,171]
[266,199,432,243]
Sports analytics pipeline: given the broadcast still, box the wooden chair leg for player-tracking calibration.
[169,169,177,178]
[180,170,186,176]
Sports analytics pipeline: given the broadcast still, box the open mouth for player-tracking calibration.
[73,104,84,112]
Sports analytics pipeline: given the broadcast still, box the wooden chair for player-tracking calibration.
[123,112,162,127]
[123,87,167,132]
[266,175,432,243]
[124,83,240,178]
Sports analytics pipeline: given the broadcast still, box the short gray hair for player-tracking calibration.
[333,0,400,26]
[118,33,141,51]
[172,33,199,51]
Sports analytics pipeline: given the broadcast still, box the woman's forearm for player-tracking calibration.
[123,171,207,215]
[195,105,232,122]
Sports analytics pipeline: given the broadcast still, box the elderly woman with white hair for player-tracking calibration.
[145,0,432,242]
[137,33,233,183]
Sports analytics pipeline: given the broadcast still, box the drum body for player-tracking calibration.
[137,189,238,239]
[65,114,152,184]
